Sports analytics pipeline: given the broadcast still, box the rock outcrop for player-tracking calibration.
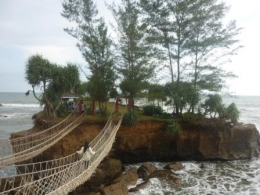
[10,119,260,194]
[112,120,260,162]
[12,120,260,163]
[70,157,123,194]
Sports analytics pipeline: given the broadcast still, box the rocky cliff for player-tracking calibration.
[11,119,260,194]
[31,120,260,163]
[113,120,260,162]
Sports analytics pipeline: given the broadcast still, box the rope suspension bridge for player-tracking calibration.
[0,102,124,195]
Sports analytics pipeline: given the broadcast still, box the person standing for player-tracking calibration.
[115,96,121,113]
[76,141,95,168]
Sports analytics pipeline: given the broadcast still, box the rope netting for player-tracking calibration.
[0,112,84,168]
[0,99,87,156]
[0,113,123,195]
[0,114,114,180]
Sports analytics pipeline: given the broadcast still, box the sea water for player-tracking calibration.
[1,93,260,194]
[128,95,260,195]
[0,92,42,139]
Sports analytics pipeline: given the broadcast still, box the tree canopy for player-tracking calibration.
[26,0,242,121]
[25,54,81,119]
[108,0,157,108]
[139,0,242,115]
[62,0,116,114]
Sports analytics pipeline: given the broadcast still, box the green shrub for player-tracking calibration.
[182,112,199,122]
[122,109,137,126]
[166,121,181,135]
[86,107,92,115]
[143,105,163,116]
[226,102,240,123]
[202,94,224,118]
[160,112,172,119]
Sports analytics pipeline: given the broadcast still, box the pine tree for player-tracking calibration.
[109,0,156,108]
[62,0,116,114]
[139,0,242,114]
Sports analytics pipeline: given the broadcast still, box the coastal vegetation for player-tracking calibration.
[25,0,241,125]
[25,54,84,119]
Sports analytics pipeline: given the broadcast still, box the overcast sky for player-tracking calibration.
[0,0,259,95]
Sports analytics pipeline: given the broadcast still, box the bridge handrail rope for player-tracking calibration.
[0,108,73,146]
[0,99,84,158]
[0,112,84,168]
[0,102,117,176]
[0,118,111,194]
[48,118,122,195]
[0,111,123,195]
[0,101,124,194]
[88,102,117,150]
[0,153,78,178]
[0,117,73,157]
[0,161,77,193]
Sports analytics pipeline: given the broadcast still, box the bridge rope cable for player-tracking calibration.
[0,111,124,195]
[0,101,125,194]
[0,113,114,179]
[0,112,84,169]
[0,99,85,154]
[0,108,74,154]
[0,100,85,168]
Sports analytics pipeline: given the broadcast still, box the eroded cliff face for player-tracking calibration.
[16,120,260,163]
[112,121,260,163]
[10,120,260,194]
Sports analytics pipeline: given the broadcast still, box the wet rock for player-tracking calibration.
[112,167,138,186]
[128,180,150,192]
[164,162,184,171]
[70,157,123,194]
[73,192,101,195]
[102,182,128,195]
[149,170,181,185]
[217,123,260,159]
[87,157,123,189]
[129,169,182,192]
[137,162,157,180]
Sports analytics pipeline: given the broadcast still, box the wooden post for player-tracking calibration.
[91,100,95,116]
[115,97,121,113]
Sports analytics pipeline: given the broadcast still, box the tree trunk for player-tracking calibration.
[91,100,95,116]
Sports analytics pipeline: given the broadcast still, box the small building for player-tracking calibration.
[61,94,79,101]
[61,94,80,112]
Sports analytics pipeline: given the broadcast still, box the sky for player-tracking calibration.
[0,0,259,96]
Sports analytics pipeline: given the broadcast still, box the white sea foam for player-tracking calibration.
[2,93,260,194]
[1,103,41,108]
[128,159,260,195]
[0,112,32,119]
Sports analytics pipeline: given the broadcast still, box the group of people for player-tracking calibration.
[67,101,75,112]
[66,101,86,113]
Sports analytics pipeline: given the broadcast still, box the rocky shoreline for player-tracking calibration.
[69,159,184,195]
[11,119,260,194]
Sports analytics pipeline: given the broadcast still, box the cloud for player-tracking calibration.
[21,44,85,65]
[0,0,87,92]
[0,0,72,47]
[0,0,260,95]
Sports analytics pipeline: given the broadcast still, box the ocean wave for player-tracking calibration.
[129,161,260,195]
[0,113,36,121]
[0,103,41,108]
[2,112,32,118]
